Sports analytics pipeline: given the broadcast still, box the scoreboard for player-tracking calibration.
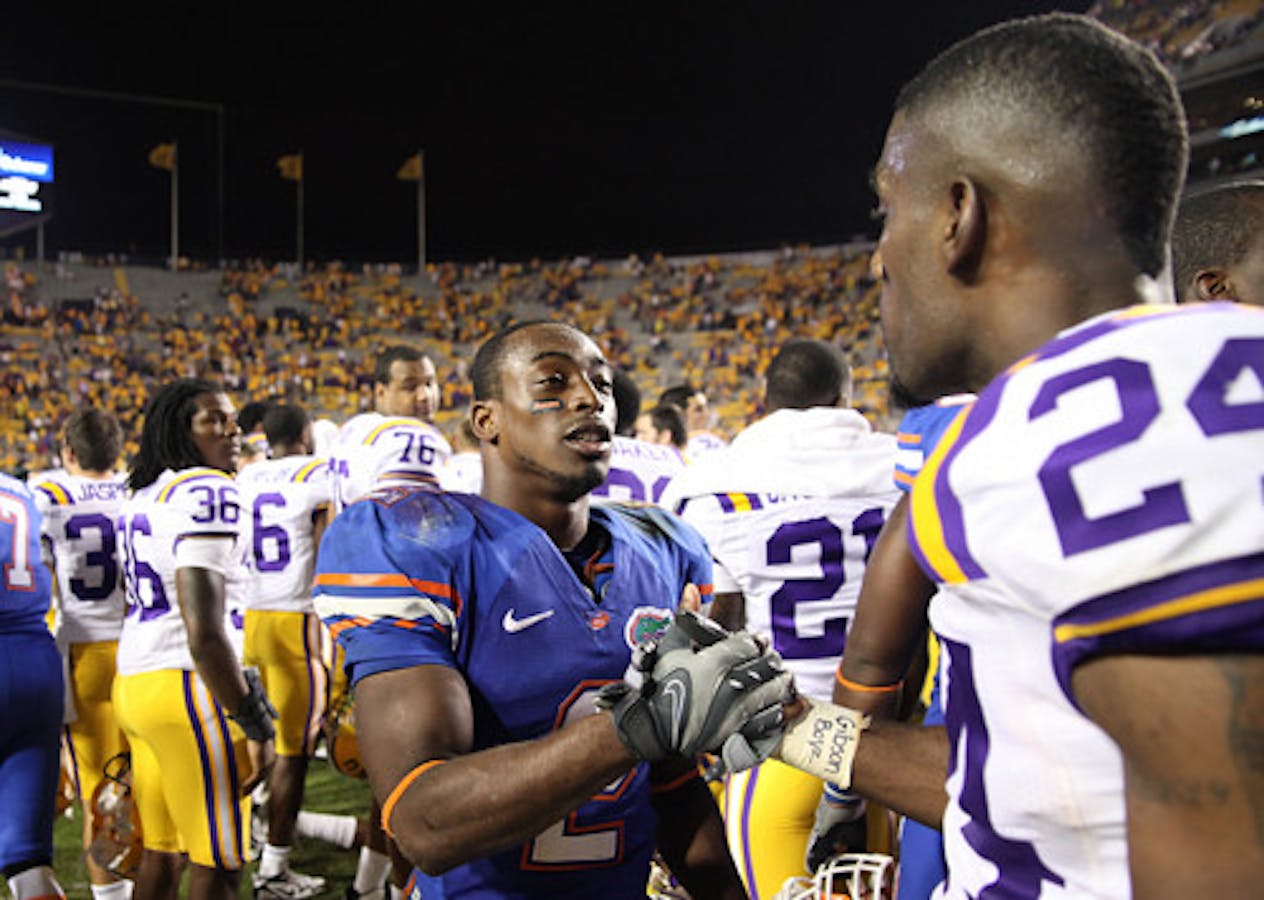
[0,135,54,237]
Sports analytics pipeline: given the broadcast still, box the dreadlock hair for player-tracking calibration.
[129,378,225,491]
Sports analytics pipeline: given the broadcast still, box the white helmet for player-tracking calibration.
[773,853,895,900]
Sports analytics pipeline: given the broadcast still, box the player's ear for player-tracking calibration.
[470,401,499,445]
[1193,268,1233,302]
[943,175,985,282]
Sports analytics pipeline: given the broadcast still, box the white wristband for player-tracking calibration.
[174,535,235,576]
[775,697,869,787]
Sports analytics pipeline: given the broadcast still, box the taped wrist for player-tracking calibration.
[822,781,867,821]
[775,698,869,788]
[229,667,277,742]
[595,682,666,761]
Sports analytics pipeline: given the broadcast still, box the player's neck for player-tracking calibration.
[488,488,591,551]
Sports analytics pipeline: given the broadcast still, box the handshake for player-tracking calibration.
[597,611,869,783]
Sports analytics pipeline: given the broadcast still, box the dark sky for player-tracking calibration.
[2,3,1086,263]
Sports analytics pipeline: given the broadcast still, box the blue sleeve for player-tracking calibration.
[315,490,471,685]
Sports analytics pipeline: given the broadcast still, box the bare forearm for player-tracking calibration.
[386,713,637,874]
[188,627,248,712]
[776,697,948,828]
[851,719,948,828]
[177,566,248,712]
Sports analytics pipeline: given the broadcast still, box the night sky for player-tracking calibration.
[2,3,1086,264]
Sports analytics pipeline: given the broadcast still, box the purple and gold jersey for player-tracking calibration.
[660,408,899,701]
[314,488,712,899]
[908,302,1264,898]
[0,472,54,633]
[236,455,331,613]
[592,435,685,507]
[34,472,129,643]
[116,468,248,675]
[330,413,451,514]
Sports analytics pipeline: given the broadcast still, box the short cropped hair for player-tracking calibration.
[647,404,688,449]
[130,378,224,491]
[62,408,124,473]
[612,370,642,436]
[262,404,311,448]
[470,320,554,401]
[659,384,697,411]
[1172,181,1264,300]
[374,345,425,387]
[896,13,1187,278]
[237,400,273,435]
[764,339,852,411]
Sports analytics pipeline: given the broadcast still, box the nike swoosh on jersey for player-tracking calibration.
[501,608,556,633]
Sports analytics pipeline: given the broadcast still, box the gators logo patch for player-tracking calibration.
[624,606,673,650]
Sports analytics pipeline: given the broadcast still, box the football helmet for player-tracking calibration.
[87,753,143,880]
[773,853,895,900]
[325,693,366,780]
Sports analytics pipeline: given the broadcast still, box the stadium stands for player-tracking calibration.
[0,245,891,475]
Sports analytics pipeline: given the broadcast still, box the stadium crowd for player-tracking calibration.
[0,245,891,478]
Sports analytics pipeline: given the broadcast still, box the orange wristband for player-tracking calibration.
[835,672,903,694]
[381,759,447,838]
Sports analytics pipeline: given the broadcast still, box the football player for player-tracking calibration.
[661,384,727,459]
[659,339,900,899]
[592,369,685,507]
[314,320,790,898]
[237,404,331,899]
[114,378,275,900]
[330,345,450,513]
[1171,179,1264,306]
[765,13,1264,896]
[0,471,66,899]
[33,409,133,900]
[813,390,973,900]
[327,345,450,900]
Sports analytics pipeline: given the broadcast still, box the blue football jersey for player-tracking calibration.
[0,472,54,633]
[893,395,974,494]
[315,487,713,899]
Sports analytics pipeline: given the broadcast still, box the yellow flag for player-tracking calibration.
[148,142,176,171]
[397,152,423,181]
[277,153,304,181]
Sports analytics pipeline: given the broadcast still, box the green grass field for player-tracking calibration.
[48,758,374,899]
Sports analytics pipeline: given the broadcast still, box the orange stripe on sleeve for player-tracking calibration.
[382,759,448,838]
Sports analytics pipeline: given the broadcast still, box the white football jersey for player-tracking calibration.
[439,451,484,495]
[236,455,331,613]
[592,435,685,507]
[330,413,451,512]
[661,408,900,700]
[908,303,1264,898]
[33,472,129,644]
[686,430,727,461]
[116,468,249,675]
